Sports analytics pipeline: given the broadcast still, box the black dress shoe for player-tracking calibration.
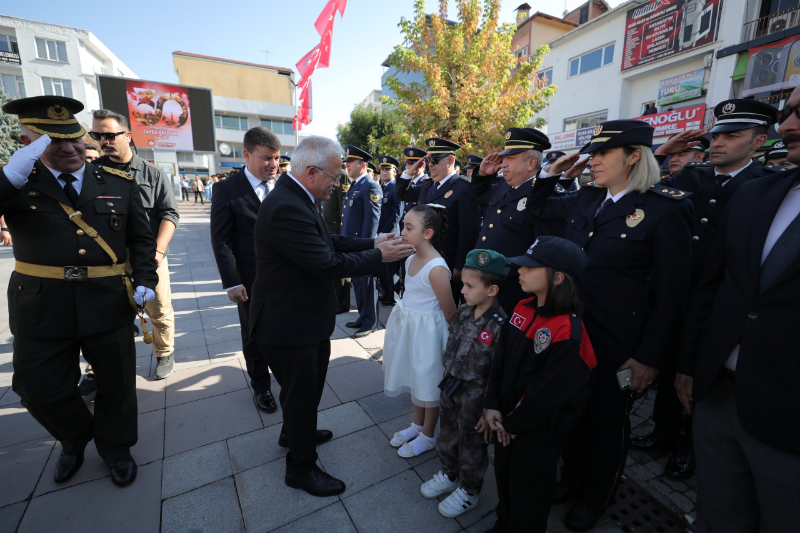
[285,466,346,497]
[278,429,333,448]
[344,320,362,329]
[552,482,581,505]
[665,450,695,479]
[353,327,376,338]
[564,503,605,532]
[54,450,84,483]
[110,459,137,487]
[254,390,278,413]
[335,306,350,315]
[630,431,676,451]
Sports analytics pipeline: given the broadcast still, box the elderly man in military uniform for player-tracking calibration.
[321,158,353,314]
[1,96,158,487]
[342,145,382,337]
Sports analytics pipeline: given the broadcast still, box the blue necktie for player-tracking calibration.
[595,198,614,219]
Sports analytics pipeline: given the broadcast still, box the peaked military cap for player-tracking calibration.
[403,147,427,161]
[579,119,653,154]
[545,151,566,164]
[279,155,291,167]
[764,140,788,160]
[367,162,377,173]
[499,128,551,156]
[3,95,86,139]
[710,99,778,133]
[465,249,511,278]
[465,154,484,169]
[378,155,400,168]
[424,138,460,155]
[668,132,710,152]
[344,144,373,162]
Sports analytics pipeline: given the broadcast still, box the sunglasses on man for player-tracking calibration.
[424,155,448,165]
[777,103,800,125]
[88,131,128,141]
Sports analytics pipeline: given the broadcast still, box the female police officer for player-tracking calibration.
[525,120,692,530]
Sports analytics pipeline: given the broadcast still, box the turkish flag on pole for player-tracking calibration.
[296,44,321,82]
[314,0,338,36]
[336,0,347,16]
[318,18,334,68]
[294,79,312,131]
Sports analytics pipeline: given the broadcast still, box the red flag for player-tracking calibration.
[294,79,312,131]
[318,18,334,68]
[336,0,346,16]
[314,0,338,36]
[296,44,321,81]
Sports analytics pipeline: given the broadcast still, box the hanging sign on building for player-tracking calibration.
[657,69,704,106]
[742,35,800,98]
[549,130,577,150]
[633,104,706,137]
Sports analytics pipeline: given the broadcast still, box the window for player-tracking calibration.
[35,37,68,62]
[579,4,589,24]
[515,46,529,60]
[136,148,154,162]
[568,44,615,77]
[0,74,25,97]
[214,114,248,130]
[0,34,19,54]
[233,146,245,158]
[177,152,194,163]
[42,77,72,97]
[261,118,295,135]
[538,68,553,86]
[564,110,608,131]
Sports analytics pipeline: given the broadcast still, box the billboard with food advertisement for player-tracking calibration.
[96,75,215,153]
[633,104,706,137]
[621,0,723,72]
[742,35,800,98]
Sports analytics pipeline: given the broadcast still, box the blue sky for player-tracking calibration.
[8,0,623,140]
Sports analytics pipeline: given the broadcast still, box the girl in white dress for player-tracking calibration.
[384,204,457,458]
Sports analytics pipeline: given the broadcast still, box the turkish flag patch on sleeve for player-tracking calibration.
[478,329,494,345]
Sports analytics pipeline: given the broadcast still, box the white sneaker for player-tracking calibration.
[438,487,479,518]
[420,470,459,498]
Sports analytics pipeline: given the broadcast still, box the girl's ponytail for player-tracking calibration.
[409,203,449,261]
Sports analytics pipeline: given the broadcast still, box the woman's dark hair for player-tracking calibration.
[542,267,582,316]
[410,204,448,259]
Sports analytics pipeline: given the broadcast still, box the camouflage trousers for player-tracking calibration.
[437,380,489,494]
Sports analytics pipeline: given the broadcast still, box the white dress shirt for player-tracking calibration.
[436,173,456,190]
[715,159,751,187]
[44,163,86,195]
[725,179,800,371]
[244,167,274,202]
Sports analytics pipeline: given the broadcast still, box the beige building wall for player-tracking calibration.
[173,54,293,105]
[529,17,577,50]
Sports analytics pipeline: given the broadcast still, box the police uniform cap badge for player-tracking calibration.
[722,102,735,114]
[505,131,512,139]
[534,328,551,353]
[517,198,527,211]
[593,125,603,136]
[428,139,436,147]
[475,251,491,267]
[626,208,645,227]
[444,190,453,199]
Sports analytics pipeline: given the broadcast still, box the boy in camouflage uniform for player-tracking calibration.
[420,249,510,518]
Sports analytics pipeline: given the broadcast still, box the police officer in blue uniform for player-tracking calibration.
[398,147,428,231]
[376,155,402,305]
[545,151,580,194]
[464,154,483,179]
[762,140,797,169]
[528,120,693,531]
[396,138,481,302]
[342,145,382,337]
[470,128,553,314]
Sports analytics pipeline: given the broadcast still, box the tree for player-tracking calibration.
[0,90,22,164]
[336,104,410,160]
[384,0,557,155]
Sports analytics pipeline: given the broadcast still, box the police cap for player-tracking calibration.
[279,155,291,167]
[367,162,377,173]
[579,120,653,155]
[403,147,427,162]
[710,99,778,133]
[378,155,400,168]
[764,141,788,160]
[465,154,483,169]
[344,145,373,162]
[499,127,551,156]
[545,151,566,164]
[424,138,460,155]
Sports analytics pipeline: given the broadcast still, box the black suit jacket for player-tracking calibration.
[249,174,383,346]
[680,170,800,455]
[210,170,265,289]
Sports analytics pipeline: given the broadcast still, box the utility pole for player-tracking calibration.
[261,50,271,65]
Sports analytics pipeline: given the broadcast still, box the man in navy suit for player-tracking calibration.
[210,126,278,413]
[341,145,382,337]
[376,155,402,305]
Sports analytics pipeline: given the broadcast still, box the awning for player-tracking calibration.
[732,53,748,81]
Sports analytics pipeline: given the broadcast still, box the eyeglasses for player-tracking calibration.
[308,166,341,182]
[424,156,446,165]
[88,131,127,141]
[778,103,800,125]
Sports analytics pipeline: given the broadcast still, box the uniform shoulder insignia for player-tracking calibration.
[649,184,691,200]
[459,175,471,183]
[100,166,133,180]
[685,162,712,168]
[555,184,566,193]
[581,181,600,188]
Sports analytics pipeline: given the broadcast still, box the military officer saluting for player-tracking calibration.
[342,145,382,337]
[1,96,158,487]
[321,158,353,314]
[396,138,481,301]
[376,155,403,305]
[471,128,554,313]
[464,154,483,179]
[545,151,580,194]
[398,147,428,230]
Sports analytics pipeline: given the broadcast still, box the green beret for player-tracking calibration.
[465,249,510,277]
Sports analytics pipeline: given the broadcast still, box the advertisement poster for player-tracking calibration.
[575,126,596,148]
[658,69,704,106]
[125,81,193,151]
[633,104,706,137]
[622,0,723,72]
[742,35,800,97]
[550,131,576,150]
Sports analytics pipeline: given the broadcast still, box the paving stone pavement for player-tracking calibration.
[0,202,696,532]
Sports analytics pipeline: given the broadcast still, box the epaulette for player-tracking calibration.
[490,312,505,325]
[649,183,691,199]
[100,166,133,180]
[555,183,567,194]
[684,162,713,169]
[581,181,601,188]
[459,175,472,183]
[763,164,789,173]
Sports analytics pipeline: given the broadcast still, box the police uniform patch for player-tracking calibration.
[527,238,539,254]
[626,208,645,227]
[475,251,491,266]
[444,190,453,199]
[517,198,527,211]
[100,166,133,180]
[349,200,353,206]
[534,328,551,353]
[370,193,379,203]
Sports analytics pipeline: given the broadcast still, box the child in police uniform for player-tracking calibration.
[483,236,597,532]
[419,249,509,518]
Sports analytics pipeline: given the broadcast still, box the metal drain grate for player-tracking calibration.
[606,476,693,533]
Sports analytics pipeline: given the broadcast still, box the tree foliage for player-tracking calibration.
[336,104,410,160]
[0,90,22,164]
[383,0,557,155]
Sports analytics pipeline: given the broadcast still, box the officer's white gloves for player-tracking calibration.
[4,135,51,188]
[134,286,156,307]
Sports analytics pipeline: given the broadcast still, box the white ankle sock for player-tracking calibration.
[397,423,422,442]
[406,432,436,455]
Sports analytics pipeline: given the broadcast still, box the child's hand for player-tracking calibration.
[485,409,503,430]
[475,416,492,444]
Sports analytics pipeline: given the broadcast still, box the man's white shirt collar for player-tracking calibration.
[715,159,752,180]
[45,163,86,194]
[286,172,315,205]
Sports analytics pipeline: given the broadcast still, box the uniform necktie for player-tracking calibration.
[759,206,800,293]
[61,174,79,206]
[716,174,731,193]
[595,198,614,219]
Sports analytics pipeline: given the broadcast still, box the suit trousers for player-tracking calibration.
[237,285,272,394]
[693,374,800,533]
[260,340,330,474]
[493,431,563,533]
[335,277,351,310]
[12,323,137,465]
[560,361,634,511]
[353,276,377,329]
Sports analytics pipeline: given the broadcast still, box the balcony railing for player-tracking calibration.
[743,6,800,42]
[0,51,21,65]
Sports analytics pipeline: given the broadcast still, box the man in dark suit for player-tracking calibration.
[248,136,414,497]
[676,87,800,531]
[320,160,353,313]
[210,126,279,413]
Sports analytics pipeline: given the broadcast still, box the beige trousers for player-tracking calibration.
[124,255,175,358]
